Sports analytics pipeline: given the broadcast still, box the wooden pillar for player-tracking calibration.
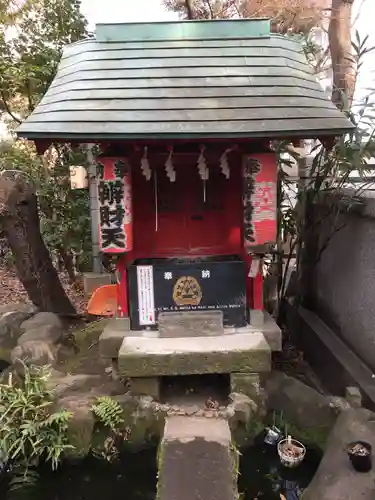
[242,153,277,317]
[116,255,129,317]
[252,257,264,311]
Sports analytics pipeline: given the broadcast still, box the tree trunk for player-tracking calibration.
[185,0,195,18]
[329,0,355,109]
[0,172,76,315]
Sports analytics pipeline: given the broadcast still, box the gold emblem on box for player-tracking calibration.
[173,276,202,306]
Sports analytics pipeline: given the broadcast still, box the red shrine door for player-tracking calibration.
[132,157,242,258]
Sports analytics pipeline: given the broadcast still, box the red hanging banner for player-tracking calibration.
[96,157,133,254]
[243,153,277,248]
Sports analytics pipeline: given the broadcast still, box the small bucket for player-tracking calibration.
[347,441,372,473]
[264,426,282,446]
[277,438,306,468]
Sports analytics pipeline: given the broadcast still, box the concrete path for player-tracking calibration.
[157,416,238,500]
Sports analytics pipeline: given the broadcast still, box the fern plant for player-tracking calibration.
[0,365,73,493]
[91,396,129,462]
[91,396,124,432]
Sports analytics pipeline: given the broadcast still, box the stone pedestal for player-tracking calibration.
[118,332,271,377]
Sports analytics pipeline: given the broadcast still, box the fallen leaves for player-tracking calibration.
[0,264,86,314]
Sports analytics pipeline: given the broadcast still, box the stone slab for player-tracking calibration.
[99,317,130,359]
[158,310,224,338]
[303,409,375,500]
[224,311,282,351]
[157,416,238,500]
[118,332,271,377]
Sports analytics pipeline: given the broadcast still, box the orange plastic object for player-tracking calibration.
[87,284,118,316]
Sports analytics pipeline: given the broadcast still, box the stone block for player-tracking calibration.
[99,317,130,359]
[254,311,282,351]
[157,416,238,500]
[130,377,161,400]
[158,310,224,338]
[230,312,282,351]
[83,272,113,298]
[118,332,271,378]
[249,309,265,327]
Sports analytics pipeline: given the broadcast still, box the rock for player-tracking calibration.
[58,394,96,459]
[47,372,125,400]
[228,392,257,425]
[345,386,362,408]
[327,395,352,413]
[20,312,63,334]
[17,324,64,346]
[46,373,130,459]
[10,341,56,376]
[0,303,37,358]
[139,395,154,410]
[264,371,338,430]
[303,409,375,500]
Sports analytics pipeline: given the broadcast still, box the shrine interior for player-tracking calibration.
[95,141,277,328]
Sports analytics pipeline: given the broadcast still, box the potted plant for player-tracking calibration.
[277,435,306,468]
[347,441,372,472]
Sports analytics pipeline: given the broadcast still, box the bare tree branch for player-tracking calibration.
[205,0,214,18]
[185,0,195,18]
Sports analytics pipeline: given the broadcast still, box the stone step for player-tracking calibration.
[118,331,271,377]
[158,310,224,338]
[157,416,238,500]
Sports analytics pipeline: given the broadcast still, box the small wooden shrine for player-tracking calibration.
[17,19,353,382]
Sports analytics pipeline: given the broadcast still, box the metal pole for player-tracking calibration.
[86,143,102,273]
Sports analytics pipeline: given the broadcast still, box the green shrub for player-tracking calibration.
[0,365,73,490]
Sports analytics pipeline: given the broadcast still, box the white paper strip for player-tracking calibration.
[136,265,156,326]
[248,258,260,278]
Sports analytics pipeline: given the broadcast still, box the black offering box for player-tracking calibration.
[128,254,246,330]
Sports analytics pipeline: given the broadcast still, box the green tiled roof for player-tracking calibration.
[17,19,354,141]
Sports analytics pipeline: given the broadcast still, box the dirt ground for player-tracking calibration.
[0,265,87,314]
[0,264,108,375]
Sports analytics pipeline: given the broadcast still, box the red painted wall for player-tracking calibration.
[117,151,277,318]
[131,153,243,258]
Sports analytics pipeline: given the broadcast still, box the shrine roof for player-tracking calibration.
[17,19,354,142]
